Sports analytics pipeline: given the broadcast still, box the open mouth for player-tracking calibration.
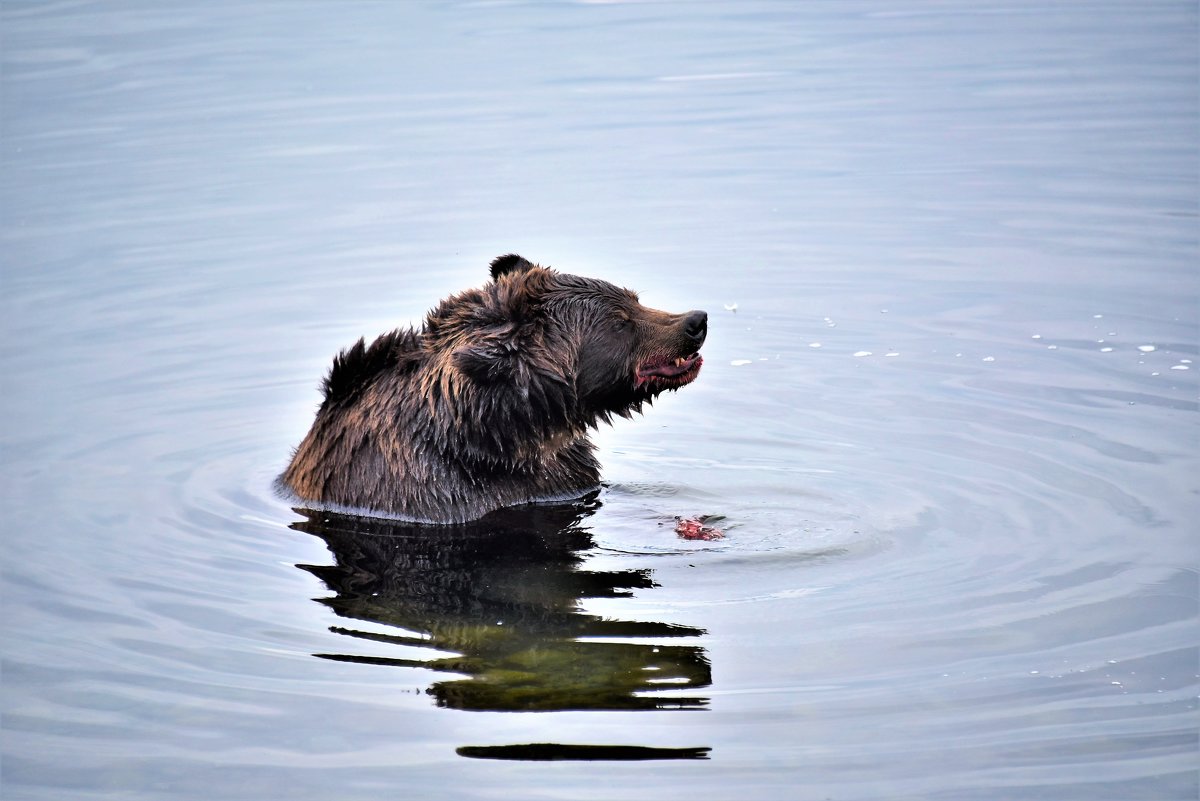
[635,352,703,389]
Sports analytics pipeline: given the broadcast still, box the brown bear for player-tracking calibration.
[280,255,707,523]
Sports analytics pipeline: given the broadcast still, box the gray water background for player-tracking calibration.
[2,1,1197,799]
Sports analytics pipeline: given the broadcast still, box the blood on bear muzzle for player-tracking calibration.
[634,309,707,391]
[636,352,704,389]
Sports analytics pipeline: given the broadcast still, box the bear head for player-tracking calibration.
[427,255,706,459]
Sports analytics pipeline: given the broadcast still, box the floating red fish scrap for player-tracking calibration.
[674,516,725,541]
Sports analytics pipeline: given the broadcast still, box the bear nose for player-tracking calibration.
[683,310,707,347]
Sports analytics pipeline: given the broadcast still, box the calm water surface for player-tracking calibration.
[3,2,1197,799]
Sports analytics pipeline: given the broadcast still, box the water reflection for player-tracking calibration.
[291,499,712,727]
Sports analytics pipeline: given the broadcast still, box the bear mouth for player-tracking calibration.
[635,352,703,390]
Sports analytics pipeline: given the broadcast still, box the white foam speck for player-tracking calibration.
[1047,345,1058,350]
[1031,334,1042,339]
[1100,347,1113,352]
[853,351,872,358]
[730,359,752,367]
[1138,345,1156,353]
[808,342,822,348]
[724,302,738,312]
[982,356,995,362]
[1171,364,1189,371]
[885,352,899,357]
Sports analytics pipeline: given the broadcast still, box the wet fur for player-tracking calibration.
[281,255,705,523]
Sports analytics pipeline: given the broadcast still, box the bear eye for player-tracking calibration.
[613,316,634,331]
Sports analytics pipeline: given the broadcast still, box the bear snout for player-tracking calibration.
[683,310,708,348]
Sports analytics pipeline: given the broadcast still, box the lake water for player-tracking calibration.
[2,1,1197,799]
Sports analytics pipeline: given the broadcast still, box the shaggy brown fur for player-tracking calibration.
[280,255,707,523]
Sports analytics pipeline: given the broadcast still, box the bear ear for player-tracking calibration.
[452,338,512,384]
[452,334,576,436]
[490,253,537,281]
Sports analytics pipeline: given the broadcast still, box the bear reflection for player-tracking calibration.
[292,499,711,712]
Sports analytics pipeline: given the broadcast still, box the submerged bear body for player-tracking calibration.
[281,255,706,523]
